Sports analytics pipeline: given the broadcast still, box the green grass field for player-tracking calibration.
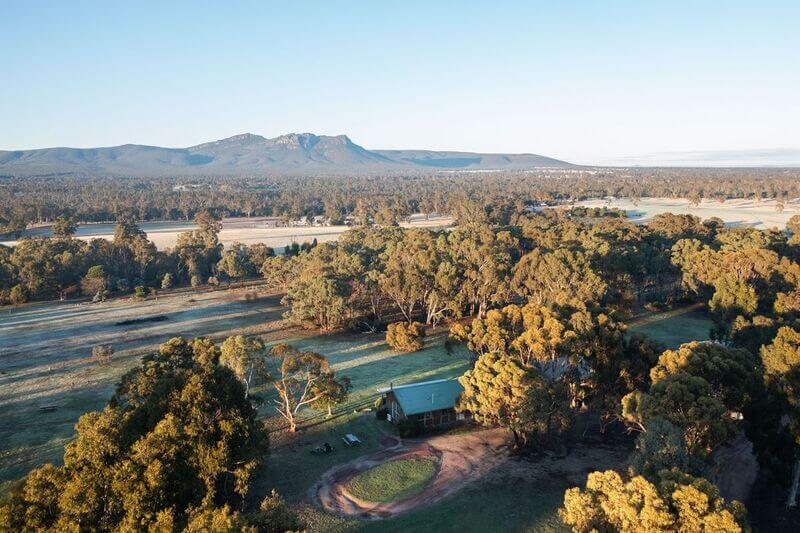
[360,480,568,533]
[628,305,713,348]
[249,329,470,504]
[346,457,438,503]
[294,476,569,533]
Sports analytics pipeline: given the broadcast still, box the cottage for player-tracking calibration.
[377,378,468,428]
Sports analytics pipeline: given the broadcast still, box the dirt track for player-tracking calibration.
[312,428,512,519]
[705,431,759,503]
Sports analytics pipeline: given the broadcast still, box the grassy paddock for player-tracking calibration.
[0,289,287,485]
[346,457,438,503]
[627,305,713,348]
[255,330,471,429]
[249,329,470,504]
[295,477,568,533]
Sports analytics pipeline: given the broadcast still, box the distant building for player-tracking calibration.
[377,378,469,428]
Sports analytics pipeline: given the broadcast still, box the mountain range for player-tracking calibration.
[0,133,574,176]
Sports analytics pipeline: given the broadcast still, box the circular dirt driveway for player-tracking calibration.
[311,427,511,519]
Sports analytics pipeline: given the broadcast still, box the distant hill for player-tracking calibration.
[0,133,574,176]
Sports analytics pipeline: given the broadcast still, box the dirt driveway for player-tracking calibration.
[311,427,512,519]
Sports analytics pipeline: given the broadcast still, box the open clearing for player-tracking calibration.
[577,197,799,230]
[0,286,290,483]
[0,214,453,251]
[315,428,510,518]
[344,456,439,505]
[0,286,470,485]
[628,304,713,348]
[299,426,630,532]
[1,289,714,529]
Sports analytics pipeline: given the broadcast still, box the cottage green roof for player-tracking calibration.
[379,378,464,416]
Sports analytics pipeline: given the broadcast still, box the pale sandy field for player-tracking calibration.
[0,214,453,250]
[577,197,799,230]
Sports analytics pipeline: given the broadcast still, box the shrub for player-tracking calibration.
[190,275,202,288]
[248,490,301,532]
[386,321,425,352]
[161,272,174,289]
[208,276,220,286]
[134,285,148,298]
[9,284,27,305]
[444,337,455,355]
[81,265,107,296]
[92,344,115,365]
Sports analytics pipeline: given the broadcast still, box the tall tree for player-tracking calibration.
[0,336,269,531]
[760,326,800,506]
[52,215,77,238]
[622,372,735,458]
[560,469,748,532]
[269,344,332,432]
[219,335,267,397]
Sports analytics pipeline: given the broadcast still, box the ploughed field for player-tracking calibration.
[0,214,453,251]
[577,197,799,230]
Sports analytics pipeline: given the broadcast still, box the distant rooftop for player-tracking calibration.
[377,378,464,416]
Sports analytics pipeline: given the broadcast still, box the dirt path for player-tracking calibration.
[705,431,759,503]
[311,427,512,519]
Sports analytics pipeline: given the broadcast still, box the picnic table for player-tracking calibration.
[342,433,362,446]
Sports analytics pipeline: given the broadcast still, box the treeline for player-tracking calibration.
[0,211,297,305]
[263,209,799,333]
[3,167,800,233]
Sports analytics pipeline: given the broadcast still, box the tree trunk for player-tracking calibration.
[327,404,333,418]
[788,457,800,508]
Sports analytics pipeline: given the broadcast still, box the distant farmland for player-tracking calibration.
[0,214,453,251]
[577,197,799,230]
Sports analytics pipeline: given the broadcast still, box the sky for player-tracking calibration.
[1,1,799,166]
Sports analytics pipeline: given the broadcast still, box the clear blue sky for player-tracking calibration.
[2,1,799,165]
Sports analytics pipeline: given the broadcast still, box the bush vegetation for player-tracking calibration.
[386,321,426,352]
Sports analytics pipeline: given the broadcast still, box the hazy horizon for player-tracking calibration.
[3,132,800,168]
